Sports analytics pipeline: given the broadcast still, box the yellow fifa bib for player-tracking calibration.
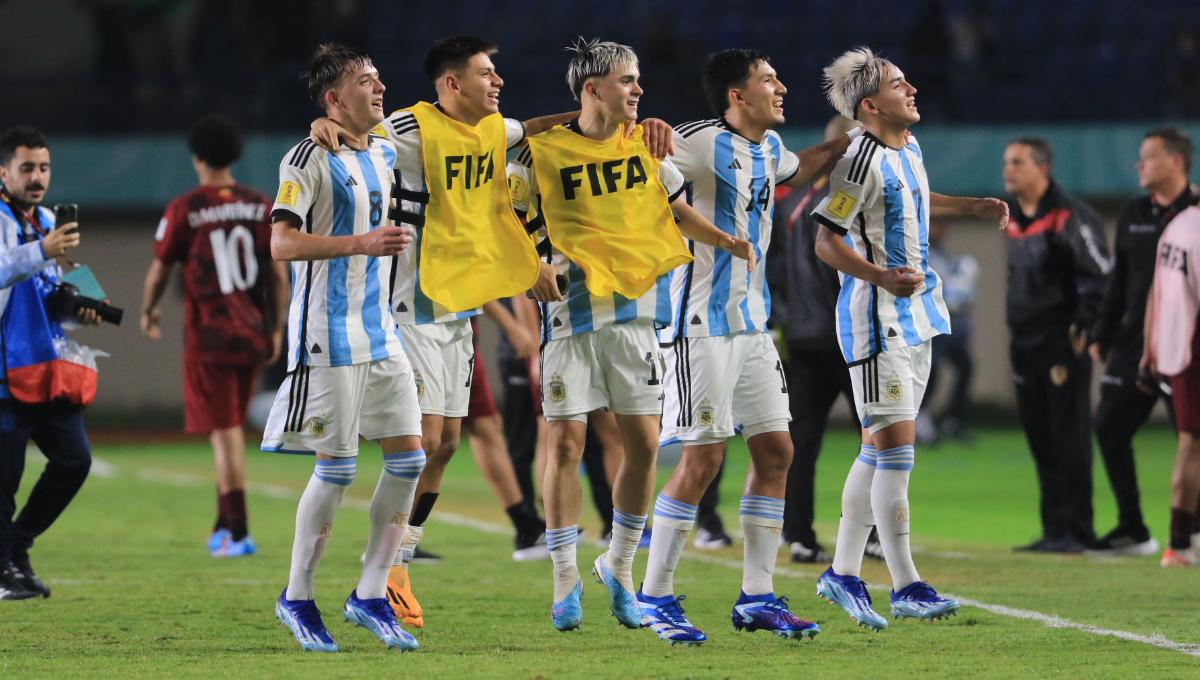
[407,102,539,312]
[525,125,691,299]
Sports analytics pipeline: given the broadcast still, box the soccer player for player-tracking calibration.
[639,49,859,645]
[810,47,1008,630]
[309,35,586,629]
[140,115,288,558]
[262,44,426,652]
[508,38,754,632]
[1144,204,1200,567]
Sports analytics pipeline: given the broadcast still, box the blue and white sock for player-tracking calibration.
[872,444,920,590]
[643,494,698,597]
[357,450,426,599]
[547,525,580,601]
[739,495,785,595]
[832,444,877,577]
[605,508,648,592]
[286,457,356,600]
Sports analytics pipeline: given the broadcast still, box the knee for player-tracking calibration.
[549,436,583,467]
[680,448,724,483]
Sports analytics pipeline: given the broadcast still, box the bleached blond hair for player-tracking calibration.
[822,47,896,120]
[565,37,638,102]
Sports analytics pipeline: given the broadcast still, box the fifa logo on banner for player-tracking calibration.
[559,157,648,200]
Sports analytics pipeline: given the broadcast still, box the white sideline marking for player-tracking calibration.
[110,460,1200,659]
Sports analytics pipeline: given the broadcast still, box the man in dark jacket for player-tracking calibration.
[1003,137,1111,553]
[1088,128,1195,555]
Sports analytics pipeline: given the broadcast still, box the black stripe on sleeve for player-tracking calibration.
[289,140,315,168]
[508,118,527,150]
[813,212,848,236]
[667,184,687,203]
[848,139,879,185]
[271,208,303,226]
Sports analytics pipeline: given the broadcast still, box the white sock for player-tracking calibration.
[356,450,426,599]
[546,525,580,601]
[285,458,355,600]
[394,523,424,567]
[739,495,785,595]
[605,509,647,593]
[643,494,697,597]
[832,445,877,577]
[873,444,920,590]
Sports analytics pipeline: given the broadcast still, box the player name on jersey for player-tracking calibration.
[187,201,267,228]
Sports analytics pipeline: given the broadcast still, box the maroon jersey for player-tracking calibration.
[155,183,275,365]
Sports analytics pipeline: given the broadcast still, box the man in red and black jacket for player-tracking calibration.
[1003,137,1110,553]
[1087,128,1196,556]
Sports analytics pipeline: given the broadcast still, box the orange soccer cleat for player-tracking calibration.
[386,564,424,628]
[1160,549,1197,568]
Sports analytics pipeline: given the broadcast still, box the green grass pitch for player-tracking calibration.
[3,427,1198,678]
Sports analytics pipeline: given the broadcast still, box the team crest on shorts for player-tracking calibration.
[548,374,567,403]
[413,370,425,399]
[309,417,328,437]
[697,399,715,427]
[885,380,904,402]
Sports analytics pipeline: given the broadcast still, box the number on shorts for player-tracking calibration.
[775,360,788,394]
[209,225,259,295]
[645,351,660,386]
[465,356,475,388]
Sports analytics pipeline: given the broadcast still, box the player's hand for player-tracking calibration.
[267,328,284,365]
[973,197,1010,230]
[531,261,565,302]
[1137,352,1159,395]
[506,324,538,359]
[1068,325,1088,356]
[77,306,101,326]
[527,354,541,388]
[875,266,924,297]
[723,237,756,272]
[1087,342,1106,364]
[140,308,161,340]
[41,223,80,259]
[358,225,413,257]
[310,117,360,151]
[632,118,675,159]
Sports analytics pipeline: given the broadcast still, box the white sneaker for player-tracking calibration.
[693,527,732,550]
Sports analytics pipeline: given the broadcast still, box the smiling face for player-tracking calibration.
[448,52,504,120]
[0,145,51,207]
[584,60,642,123]
[861,65,919,126]
[732,59,788,128]
[327,60,386,133]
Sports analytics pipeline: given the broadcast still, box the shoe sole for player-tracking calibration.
[733,623,820,639]
[1085,538,1160,558]
[344,605,419,651]
[816,580,887,631]
[892,606,960,621]
[275,603,338,652]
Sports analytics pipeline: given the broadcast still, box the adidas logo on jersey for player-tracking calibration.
[310,343,324,354]
[728,159,742,170]
[690,315,702,325]
[396,302,408,313]
[552,318,563,327]
[345,176,358,187]
[887,327,898,338]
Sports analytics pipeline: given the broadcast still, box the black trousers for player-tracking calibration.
[1094,362,1173,532]
[926,330,974,425]
[1010,342,1095,543]
[500,357,612,532]
[782,344,856,546]
[0,399,92,565]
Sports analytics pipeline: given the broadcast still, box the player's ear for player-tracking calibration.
[443,73,461,96]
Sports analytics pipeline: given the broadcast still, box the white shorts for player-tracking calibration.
[660,332,791,446]
[261,353,422,457]
[541,320,665,422]
[399,319,473,418]
[849,341,932,434]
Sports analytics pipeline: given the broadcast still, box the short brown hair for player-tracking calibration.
[304,43,372,107]
[1008,137,1052,168]
[1145,127,1193,173]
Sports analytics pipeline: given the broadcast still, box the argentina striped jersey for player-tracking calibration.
[662,119,800,341]
[506,136,684,342]
[271,137,404,370]
[810,132,950,364]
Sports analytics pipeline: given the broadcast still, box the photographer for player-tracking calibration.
[0,126,100,600]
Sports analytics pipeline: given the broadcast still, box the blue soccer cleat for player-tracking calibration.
[551,580,584,631]
[216,535,256,558]
[208,529,231,557]
[275,589,339,652]
[731,591,820,639]
[637,590,706,645]
[344,590,420,650]
[592,555,640,628]
[816,567,888,631]
[890,581,960,621]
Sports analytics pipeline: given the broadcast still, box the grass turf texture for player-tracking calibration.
[2,427,1197,678]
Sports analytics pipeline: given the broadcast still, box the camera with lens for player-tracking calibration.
[48,282,123,326]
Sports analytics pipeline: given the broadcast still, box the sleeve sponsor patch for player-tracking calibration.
[827,190,857,220]
[276,181,300,207]
[507,175,529,206]
[369,123,388,137]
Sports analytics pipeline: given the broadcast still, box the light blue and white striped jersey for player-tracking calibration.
[380,108,526,325]
[661,119,800,341]
[506,128,686,341]
[810,132,950,365]
[271,136,404,370]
